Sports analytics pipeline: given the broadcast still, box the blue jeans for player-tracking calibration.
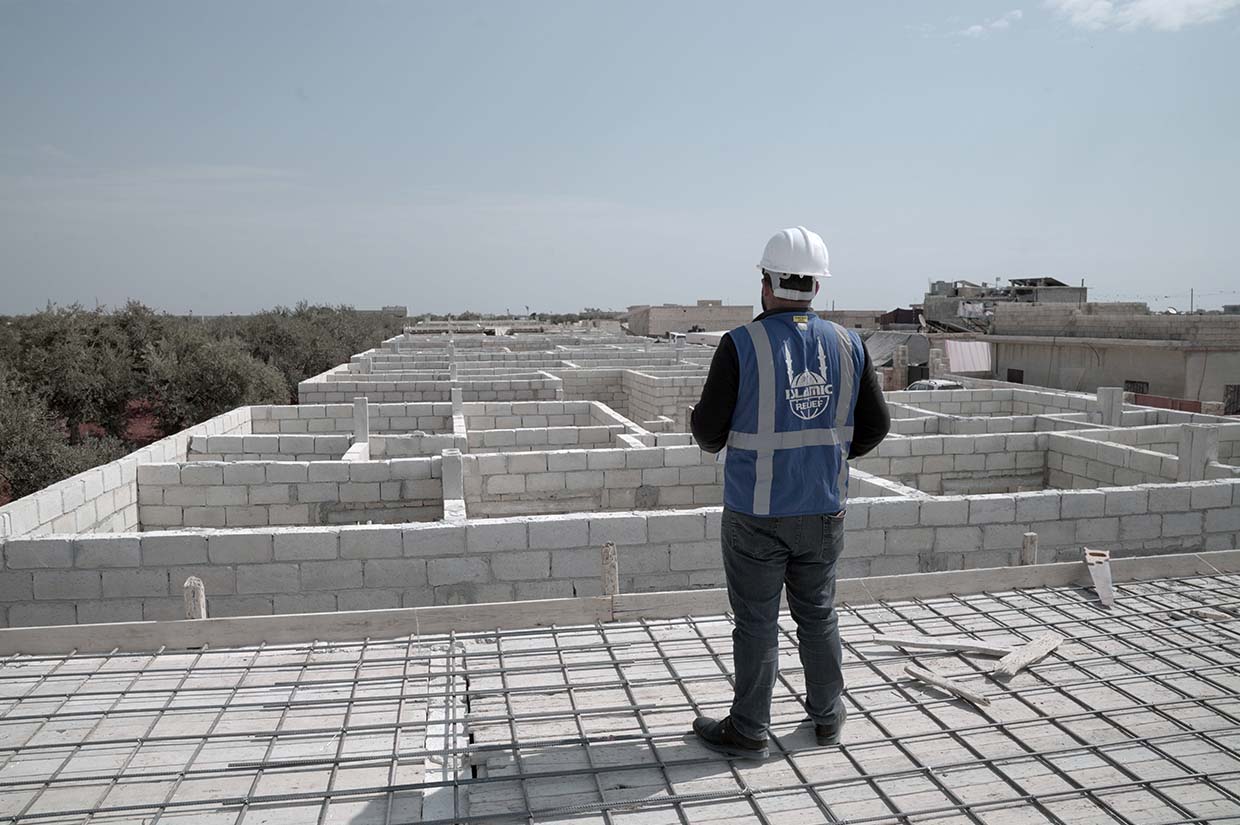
[721,507,845,740]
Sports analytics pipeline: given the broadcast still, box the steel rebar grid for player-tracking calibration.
[2,576,1240,823]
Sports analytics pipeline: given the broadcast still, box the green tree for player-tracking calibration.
[13,305,135,442]
[145,326,289,434]
[0,368,126,500]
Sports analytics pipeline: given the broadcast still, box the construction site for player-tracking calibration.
[2,325,1240,823]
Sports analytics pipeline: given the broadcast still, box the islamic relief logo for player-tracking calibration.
[784,340,833,421]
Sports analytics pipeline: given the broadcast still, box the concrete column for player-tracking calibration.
[1096,387,1124,427]
[674,336,684,364]
[451,386,463,418]
[362,356,373,374]
[928,348,946,378]
[353,396,370,444]
[183,576,207,619]
[1020,532,1038,566]
[442,448,464,501]
[1177,424,1219,481]
[893,345,909,390]
[601,542,619,596]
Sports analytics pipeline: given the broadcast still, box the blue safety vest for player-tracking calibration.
[724,312,864,517]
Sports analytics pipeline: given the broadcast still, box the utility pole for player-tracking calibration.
[1190,288,1194,313]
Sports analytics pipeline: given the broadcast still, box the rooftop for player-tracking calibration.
[2,551,1239,824]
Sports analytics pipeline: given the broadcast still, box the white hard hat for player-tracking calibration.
[757,226,831,300]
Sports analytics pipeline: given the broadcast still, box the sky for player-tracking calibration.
[1,0,1238,316]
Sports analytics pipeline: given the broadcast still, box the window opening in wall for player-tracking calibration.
[1226,384,1240,416]
[1124,380,1150,394]
[1007,368,1024,384]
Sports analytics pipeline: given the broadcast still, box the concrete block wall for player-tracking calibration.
[623,370,708,430]
[189,433,351,461]
[0,407,251,540]
[465,425,624,453]
[250,403,452,434]
[136,458,443,528]
[1045,433,1178,489]
[851,433,1048,495]
[370,433,465,458]
[298,372,562,404]
[993,303,1240,345]
[5,479,1240,627]
[461,445,724,516]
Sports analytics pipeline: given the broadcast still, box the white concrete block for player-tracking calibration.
[273,531,339,560]
[466,520,528,552]
[968,495,1016,524]
[4,538,74,568]
[528,516,590,549]
[73,537,141,568]
[180,464,224,485]
[403,524,467,556]
[1059,490,1106,519]
[33,570,101,600]
[142,533,209,565]
[869,500,921,528]
[491,551,551,581]
[223,462,267,485]
[427,557,489,586]
[137,464,181,485]
[589,514,648,545]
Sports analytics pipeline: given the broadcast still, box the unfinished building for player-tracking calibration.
[2,326,1240,822]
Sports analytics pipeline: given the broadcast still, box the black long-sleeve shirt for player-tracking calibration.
[690,310,890,459]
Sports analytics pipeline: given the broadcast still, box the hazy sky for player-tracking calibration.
[2,1,1237,315]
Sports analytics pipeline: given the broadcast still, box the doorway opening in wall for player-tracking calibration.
[1007,368,1024,383]
[1226,384,1240,416]
[1124,380,1150,394]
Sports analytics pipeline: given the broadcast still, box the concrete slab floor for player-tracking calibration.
[2,572,1240,822]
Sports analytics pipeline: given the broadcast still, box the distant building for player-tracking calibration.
[626,299,753,337]
[922,277,1087,331]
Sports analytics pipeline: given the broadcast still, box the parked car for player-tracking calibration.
[906,379,965,391]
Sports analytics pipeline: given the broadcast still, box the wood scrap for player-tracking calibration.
[992,632,1061,678]
[870,634,1012,657]
[1083,546,1115,607]
[905,664,991,708]
[1184,606,1233,621]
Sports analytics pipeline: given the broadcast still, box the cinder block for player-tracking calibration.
[869,500,921,528]
[73,537,141,568]
[589,514,647,545]
[885,528,935,555]
[1162,512,1204,537]
[142,533,208,566]
[508,453,549,474]
[1014,493,1060,522]
[180,464,224,485]
[466,520,528,553]
[223,463,266,485]
[426,557,489,586]
[1148,486,1191,512]
[934,526,982,552]
[208,595,274,617]
[32,570,99,600]
[338,590,401,611]
[137,464,181,485]
[404,524,467,556]
[78,600,144,624]
[267,462,311,483]
[249,485,291,505]
[486,475,526,495]
[528,516,590,549]
[0,572,34,601]
[1103,488,1148,516]
[309,462,351,482]
[663,446,701,467]
[139,505,183,527]
[1076,518,1119,543]
[4,538,73,569]
[491,551,551,581]
[208,533,273,564]
[1120,514,1162,541]
[273,593,338,614]
[551,548,600,578]
[273,531,339,561]
[1190,483,1233,510]
[565,471,605,490]
[917,498,968,527]
[982,524,1028,550]
[9,602,77,627]
[301,560,363,590]
[340,526,403,559]
[1059,490,1107,519]
[1206,508,1240,533]
[182,507,226,528]
[236,563,300,593]
[668,541,719,571]
[647,513,706,543]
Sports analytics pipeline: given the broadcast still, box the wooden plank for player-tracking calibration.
[612,588,729,621]
[905,664,991,708]
[870,634,1012,657]
[992,632,1062,677]
[0,597,613,656]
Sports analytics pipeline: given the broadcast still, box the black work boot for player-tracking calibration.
[692,715,769,760]
[812,698,848,746]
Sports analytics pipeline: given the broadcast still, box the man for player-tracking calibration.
[690,226,890,759]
